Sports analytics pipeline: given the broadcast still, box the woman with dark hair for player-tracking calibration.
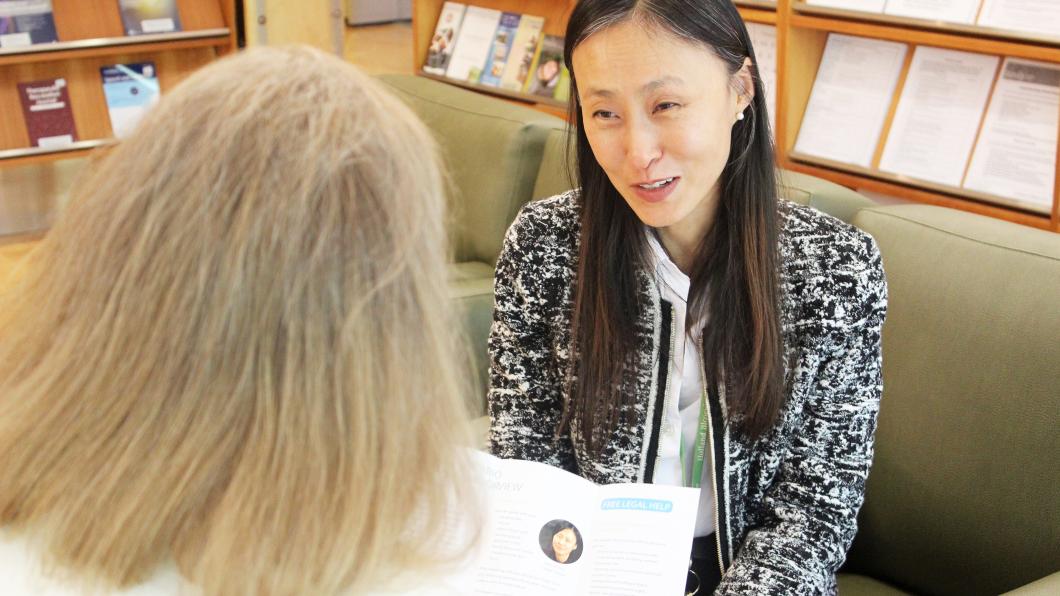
[488,1,887,594]
[538,520,583,564]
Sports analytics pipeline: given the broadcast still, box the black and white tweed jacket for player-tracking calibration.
[488,190,887,595]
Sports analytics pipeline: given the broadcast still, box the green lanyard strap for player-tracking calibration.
[679,392,710,489]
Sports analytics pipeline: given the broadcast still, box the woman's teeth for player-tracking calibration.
[639,177,674,190]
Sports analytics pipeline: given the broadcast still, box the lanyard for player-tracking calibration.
[679,391,710,489]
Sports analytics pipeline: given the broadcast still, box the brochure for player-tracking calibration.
[478,12,520,87]
[100,61,160,139]
[445,5,501,83]
[498,14,544,92]
[117,0,181,36]
[17,77,77,148]
[423,2,466,76]
[0,0,57,48]
[448,452,699,596]
[524,34,564,99]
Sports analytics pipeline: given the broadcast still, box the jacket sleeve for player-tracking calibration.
[717,234,889,595]
[486,206,577,472]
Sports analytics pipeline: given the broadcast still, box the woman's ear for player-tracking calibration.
[733,57,755,117]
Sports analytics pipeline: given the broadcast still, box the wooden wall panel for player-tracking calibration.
[51,0,125,40]
[177,0,227,30]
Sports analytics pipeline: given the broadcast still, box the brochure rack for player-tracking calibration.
[0,0,237,168]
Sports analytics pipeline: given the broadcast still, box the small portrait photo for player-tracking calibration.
[538,519,583,565]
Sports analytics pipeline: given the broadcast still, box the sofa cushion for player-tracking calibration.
[837,574,913,596]
[379,74,564,266]
[845,205,1060,595]
[448,261,495,414]
[532,125,576,201]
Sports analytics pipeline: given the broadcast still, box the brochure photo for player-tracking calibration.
[423,2,466,76]
[0,0,57,48]
[448,452,699,596]
[100,62,160,139]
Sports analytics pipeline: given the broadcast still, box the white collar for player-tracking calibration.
[645,227,690,299]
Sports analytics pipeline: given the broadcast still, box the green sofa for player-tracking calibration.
[380,73,1059,595]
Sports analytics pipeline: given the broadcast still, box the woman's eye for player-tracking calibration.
[592,110,616,120]
[654,102,679,113]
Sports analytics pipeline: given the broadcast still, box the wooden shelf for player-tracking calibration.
[787,150,1053,217]
[736,0,777,9]
[789,13,1060,62]
[738,7,778,25]
[0,29,231,66]
[792,2,1060,48]
[419,70,567,115]
[0,0,237,174]
[0,139,114,163]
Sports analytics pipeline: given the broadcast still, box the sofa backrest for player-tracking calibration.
[379,74,565,266]
[846,205,1060,595]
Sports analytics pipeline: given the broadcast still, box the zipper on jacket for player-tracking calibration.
[700,337,731,573]
[655,303,677,473]
[643,302,676,482]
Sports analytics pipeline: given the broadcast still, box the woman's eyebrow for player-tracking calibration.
[582,76,685,100]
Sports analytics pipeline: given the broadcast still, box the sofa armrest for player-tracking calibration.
[778,169,876,224]
[1000,571,1060,595]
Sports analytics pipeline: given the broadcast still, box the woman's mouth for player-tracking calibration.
[632,176,679,203]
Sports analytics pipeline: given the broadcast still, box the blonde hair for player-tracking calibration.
[0,46,479,594]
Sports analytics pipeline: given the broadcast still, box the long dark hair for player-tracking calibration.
[561,0,783,451]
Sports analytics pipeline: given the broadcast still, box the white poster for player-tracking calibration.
[794,34,908,168]
[883,0,983,24]
[977,0,1060,38]
[964,58,1060,210]
[879,46,999,187]
[746,22,777,138]
[805,0,886,12]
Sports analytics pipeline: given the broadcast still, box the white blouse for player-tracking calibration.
[645,229,716,539]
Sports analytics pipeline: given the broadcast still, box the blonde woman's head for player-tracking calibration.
[0,45,478,594]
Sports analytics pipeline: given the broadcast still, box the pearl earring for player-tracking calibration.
[736,112,745,121]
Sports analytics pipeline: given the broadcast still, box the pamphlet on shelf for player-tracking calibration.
[964,58,1059,210]
[524,34,564,100]
[118,0,181,36]
[17,77,77,148]
[498,14,544,92]
[447,452,698,596]
[883,0,982,24]
[445,5,501,83]
[745,22,777,137]
[100,62,160,139]
[794,34,907,168]
[478,12,521,87]
[879,46,998,187]
[0,0,57,48]
[552,63,571,104]
[423,2,467,76]
[804,0,885,12]
[976,0,1060,39]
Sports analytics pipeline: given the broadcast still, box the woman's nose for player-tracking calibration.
[625,119,662,172]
